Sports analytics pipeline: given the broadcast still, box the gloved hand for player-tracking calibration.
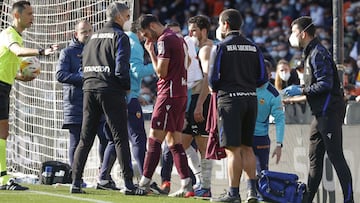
[126,95,132,104]
[283,85,302,96]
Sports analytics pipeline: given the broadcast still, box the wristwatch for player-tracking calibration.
[276,142,283,148]
[38,48,45,56]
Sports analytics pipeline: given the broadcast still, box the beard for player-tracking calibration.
[149,28,158,42]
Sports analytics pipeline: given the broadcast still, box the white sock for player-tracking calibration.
[139,176,151,187]
[185,146,201,185]
[180,177,191,188]
[201,158,213,189]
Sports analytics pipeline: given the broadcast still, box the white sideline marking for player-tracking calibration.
[29,191,112,203]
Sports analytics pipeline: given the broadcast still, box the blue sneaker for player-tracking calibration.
[195,187,212,199]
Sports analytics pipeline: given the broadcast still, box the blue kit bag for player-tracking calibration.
[257,170,308,203]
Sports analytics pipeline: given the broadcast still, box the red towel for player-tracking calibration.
[205,92,226,160]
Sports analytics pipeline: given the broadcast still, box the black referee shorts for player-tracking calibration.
[0,81,11,120]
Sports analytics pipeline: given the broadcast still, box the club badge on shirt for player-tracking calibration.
[259,98,265,105]
[136,111,141,119]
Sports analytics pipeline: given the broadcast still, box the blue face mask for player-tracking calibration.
[245,16,253,24]
[346,16,354,24]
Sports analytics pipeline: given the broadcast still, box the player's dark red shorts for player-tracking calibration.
[151,96,187,132]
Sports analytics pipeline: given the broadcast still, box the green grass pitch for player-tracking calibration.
[0,184,262,203]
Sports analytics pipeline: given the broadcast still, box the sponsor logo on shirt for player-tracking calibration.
[83,66,110,73]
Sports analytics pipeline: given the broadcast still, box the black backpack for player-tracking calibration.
[40,161,72,185]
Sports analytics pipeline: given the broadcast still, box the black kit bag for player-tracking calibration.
[40,161,72,185]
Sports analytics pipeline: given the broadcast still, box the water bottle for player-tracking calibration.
[42,166,53,185]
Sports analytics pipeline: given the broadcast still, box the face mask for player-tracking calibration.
[344,66,353,75]
[245,16,253,24]
[123,19,132,31]
[289,32,300,48]
[216,27,224,41]
[357,60,360,69]
[190,36,199,47]
[270,50,278,58]
[278,50,288,58]
[346,16,354,24]
[319,32,326,39]
[279,71,291,81]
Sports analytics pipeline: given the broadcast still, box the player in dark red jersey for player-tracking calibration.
[137,14,194,198]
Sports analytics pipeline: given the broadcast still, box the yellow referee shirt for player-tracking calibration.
[0,26,23,85]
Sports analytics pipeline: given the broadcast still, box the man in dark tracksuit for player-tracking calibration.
[284,16,354,203]
[56,20,109,177]
[70,2,144,195]
[209,9,268,203]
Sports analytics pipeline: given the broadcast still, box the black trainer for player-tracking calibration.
[70,185,86,194]
[149,182,168,195]
[121,186,148,196]
[0,178,29,191]
[96,180,120,190]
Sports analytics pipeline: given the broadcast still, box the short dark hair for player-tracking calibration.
[165,21,180,28]
[188,15,210,32]
[138,14,160,30]
[12,1,31,14]
[130,21,140,33]
[291,16,316,37]
[219,9,243,30]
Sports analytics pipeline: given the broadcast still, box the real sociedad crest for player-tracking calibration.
[136,111,141,119]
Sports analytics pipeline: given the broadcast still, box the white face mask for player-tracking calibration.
[123,19,132,31]
[270,50,278,58]
[289,23,313,48]
[278,50,288,58]
[216,27,224,41]
[190,36,199,47]
[289,33,300,48]
[344,66,353,75]
[279,71,291,81]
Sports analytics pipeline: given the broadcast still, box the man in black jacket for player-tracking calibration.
[284,16,354,203]
[70,2,144,195]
